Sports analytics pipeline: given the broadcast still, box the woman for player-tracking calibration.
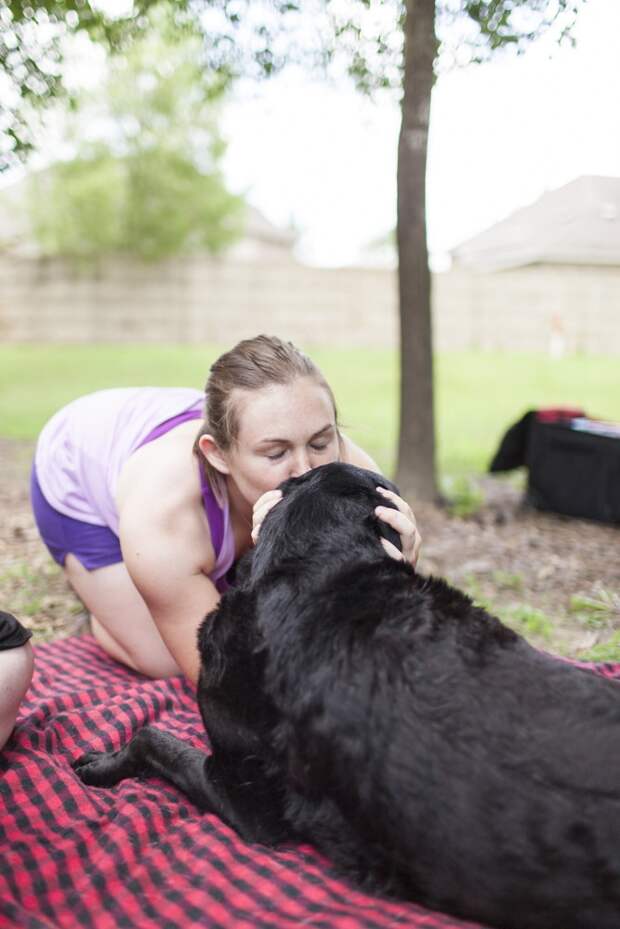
[32,335,421,684]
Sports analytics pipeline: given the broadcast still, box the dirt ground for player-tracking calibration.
[2,437,619,659]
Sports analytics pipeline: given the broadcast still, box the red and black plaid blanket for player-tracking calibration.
[2,636,619,929]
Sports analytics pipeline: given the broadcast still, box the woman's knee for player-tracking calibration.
[132,653,181,679]
[64,557,180,679]
[120,638,181,680]
[90,615,180,679]
[0,642,34,750]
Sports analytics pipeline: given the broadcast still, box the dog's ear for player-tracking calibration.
[369,512,402,553]
[374,474,401,497]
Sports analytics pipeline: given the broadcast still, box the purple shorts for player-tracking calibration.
[30,463,123,571]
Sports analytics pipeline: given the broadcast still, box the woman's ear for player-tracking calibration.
[198,434,231,475]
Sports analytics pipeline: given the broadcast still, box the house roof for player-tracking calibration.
[451,175,620,272]
[243,205,296,248]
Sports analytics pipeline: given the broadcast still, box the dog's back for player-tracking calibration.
[252,463,620,929]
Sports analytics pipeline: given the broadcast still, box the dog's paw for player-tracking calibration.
[72,750,122,787]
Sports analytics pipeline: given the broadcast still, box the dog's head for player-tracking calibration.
[248,463,403,583]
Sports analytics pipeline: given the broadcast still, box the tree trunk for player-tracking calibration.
[394,0,438,503]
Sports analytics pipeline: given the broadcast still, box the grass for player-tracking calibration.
[434,350,620,476]
[500,604,554,642]
[2,344,619,477]
[0,559,83,641]
[578,634,620,664]
[462,573,552,641]
[461,575,494,613]
[569,587,620,629]
[442,475,485,517]
[3,343,618,658]
[491,570,525,592]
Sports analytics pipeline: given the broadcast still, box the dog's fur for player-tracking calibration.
[75,463,620,929]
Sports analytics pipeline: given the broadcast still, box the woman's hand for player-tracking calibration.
[374,487,422,569]
[251,489,283,544]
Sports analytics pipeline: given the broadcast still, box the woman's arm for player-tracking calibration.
[119,507,221,685]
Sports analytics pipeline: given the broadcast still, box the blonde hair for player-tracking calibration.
[194,335,340,491]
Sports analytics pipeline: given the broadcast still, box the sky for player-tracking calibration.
[8,0,620,268]
[217,0,620,267]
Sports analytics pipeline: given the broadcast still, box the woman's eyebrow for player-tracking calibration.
[255,438,287,448]
[309,424,335,440]
[255,424,335,447]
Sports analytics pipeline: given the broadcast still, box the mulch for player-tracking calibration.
[1,437,619,655]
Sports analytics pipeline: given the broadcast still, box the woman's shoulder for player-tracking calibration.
[340,434,381,473]
[118,418,199,498]
[117,426,217,574]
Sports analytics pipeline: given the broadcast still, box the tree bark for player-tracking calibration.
[395,0,438,503]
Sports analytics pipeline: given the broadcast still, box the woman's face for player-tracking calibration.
[222,377,340,506]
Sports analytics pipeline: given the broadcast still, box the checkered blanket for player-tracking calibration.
[2,636,618,929]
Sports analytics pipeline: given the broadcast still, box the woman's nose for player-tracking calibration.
[289,449,312,478]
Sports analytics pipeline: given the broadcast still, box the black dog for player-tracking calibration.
[74,463,620,929]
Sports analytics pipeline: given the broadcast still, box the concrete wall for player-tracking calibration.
[1,253,619,353]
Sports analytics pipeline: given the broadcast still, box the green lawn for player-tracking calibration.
[1,344,619,477]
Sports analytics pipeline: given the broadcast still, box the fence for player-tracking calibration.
[1,253,619,353]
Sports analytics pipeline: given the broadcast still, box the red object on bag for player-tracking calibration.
[535,407,585,423]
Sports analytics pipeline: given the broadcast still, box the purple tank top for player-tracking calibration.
[35,387,235,592]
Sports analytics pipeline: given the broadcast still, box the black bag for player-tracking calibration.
[490,410,620,525]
